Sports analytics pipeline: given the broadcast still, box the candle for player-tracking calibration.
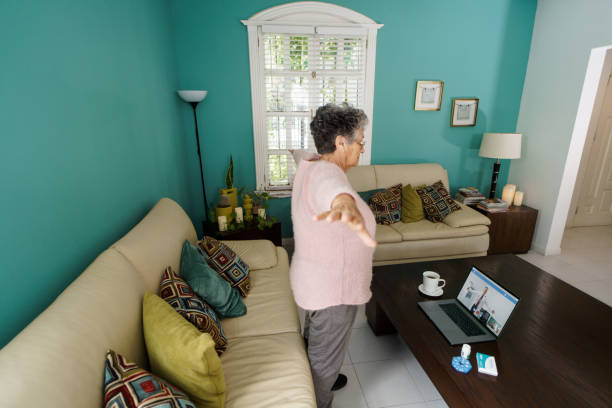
[501,184,516,206]
[218,215,228,231]
[258,208,266,219]
[513,191,524,207]
[235,207,244,223]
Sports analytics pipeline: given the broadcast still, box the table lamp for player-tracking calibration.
[478,133,522,199]
[178,90,209,222]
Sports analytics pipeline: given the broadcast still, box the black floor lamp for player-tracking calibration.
[178,90,209,223]
[478,133,522,199]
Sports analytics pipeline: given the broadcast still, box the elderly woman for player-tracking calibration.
[290,103,377,408]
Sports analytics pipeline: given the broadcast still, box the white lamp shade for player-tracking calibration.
[177,90,208,103]
[479,133,522,159]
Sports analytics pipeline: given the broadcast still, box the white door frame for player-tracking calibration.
[545,45,612,253]
[568,72,612,227]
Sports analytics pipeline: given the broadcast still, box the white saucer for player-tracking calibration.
[418,284,443,297]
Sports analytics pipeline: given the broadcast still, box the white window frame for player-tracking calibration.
[242,1,383,195]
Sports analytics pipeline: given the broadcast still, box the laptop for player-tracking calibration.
[418,266,520,345]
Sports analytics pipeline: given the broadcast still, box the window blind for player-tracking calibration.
[262,31,367,189]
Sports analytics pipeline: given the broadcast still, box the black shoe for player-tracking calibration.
[331,374,347,391]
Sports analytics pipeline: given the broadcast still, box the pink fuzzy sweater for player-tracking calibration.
[290,153,376,311]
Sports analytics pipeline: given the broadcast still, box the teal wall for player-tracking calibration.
[0,1,196,347]
[170,0,537,237]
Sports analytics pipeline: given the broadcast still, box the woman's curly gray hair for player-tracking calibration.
[310,103,368,154]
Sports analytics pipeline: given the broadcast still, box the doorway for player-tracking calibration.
[571,74,612,227]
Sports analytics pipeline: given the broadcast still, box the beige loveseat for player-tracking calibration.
[347,163,491,265]
[0,198,315,407]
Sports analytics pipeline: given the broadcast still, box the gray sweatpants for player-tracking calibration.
[303,304,358,408]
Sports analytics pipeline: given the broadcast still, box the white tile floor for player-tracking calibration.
[517,225,612,307]
[291,226,612,407]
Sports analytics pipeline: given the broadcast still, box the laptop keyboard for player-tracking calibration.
[439,303,485,337]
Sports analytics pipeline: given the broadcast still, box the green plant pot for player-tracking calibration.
[215,206,233,221]
[220,187,238,209]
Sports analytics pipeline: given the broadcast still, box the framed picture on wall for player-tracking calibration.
[451,98,479,126]
[415,81,444,111]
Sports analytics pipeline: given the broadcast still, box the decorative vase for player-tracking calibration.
[219,187,238,209]
[215,205,233,220]
[243,195,253,221]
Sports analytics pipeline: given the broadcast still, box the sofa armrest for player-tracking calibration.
[221,239,278,270]
[443,202,491,228]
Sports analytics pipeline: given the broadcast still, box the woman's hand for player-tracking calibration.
[314,194,378,248]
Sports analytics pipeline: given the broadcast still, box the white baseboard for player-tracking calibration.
[532,244,561,256]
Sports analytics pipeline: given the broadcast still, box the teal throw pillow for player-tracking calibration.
[180,240,246,319]
[358,188,384,204]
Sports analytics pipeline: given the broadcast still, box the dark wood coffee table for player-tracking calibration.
[366,254,612,408]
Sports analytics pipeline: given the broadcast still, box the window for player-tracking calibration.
[243,3,382,195]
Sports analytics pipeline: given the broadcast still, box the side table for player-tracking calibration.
[202,220,282,247]
[472,205,538,254]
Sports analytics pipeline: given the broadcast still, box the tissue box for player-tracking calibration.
[476,352,498,376]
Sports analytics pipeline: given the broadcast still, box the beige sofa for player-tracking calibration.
[347,163,491,265]
[0,198,315,407]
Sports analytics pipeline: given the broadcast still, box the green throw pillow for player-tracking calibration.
[401,184,425,223]
[180,240,246,319]
[143,293,226,407]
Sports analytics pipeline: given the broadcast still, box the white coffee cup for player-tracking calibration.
[423,271,445,294]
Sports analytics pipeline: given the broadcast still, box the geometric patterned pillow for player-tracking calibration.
[198,236,251,297]
[368,184,402,225]
[415,180,461,223]
[159,267,227,354]
[103,349,196,408]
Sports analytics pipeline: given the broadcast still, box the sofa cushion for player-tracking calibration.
[221,247,300,340]
[369,184,402,225]
[416,181,461,222]
[373,163,450,191]
[346,165,377,192]
[180,240,246,319]
[390,220,489,241]
[375,224,403,243]
[222,239,277,270]
[113,198,198,293]
[401,184,425,223]
[104,349,196,408]
[143,293,226,407]
[220,332,315,408]
[443,202,491,228]
[159,267,227,353]
[0,249,146,408]
[373,234,489,263]
[199,236,251,297]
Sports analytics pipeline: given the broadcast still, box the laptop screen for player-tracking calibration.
[456,266,519,336]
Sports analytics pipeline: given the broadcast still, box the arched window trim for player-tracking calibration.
[242,2,383,194]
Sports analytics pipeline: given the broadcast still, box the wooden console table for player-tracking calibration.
[202,220,282,246]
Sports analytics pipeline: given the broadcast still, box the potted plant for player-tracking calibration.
[219,155,238,209]
[247,190,271,216]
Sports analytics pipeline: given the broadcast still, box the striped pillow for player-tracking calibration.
[159,267,227,354]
